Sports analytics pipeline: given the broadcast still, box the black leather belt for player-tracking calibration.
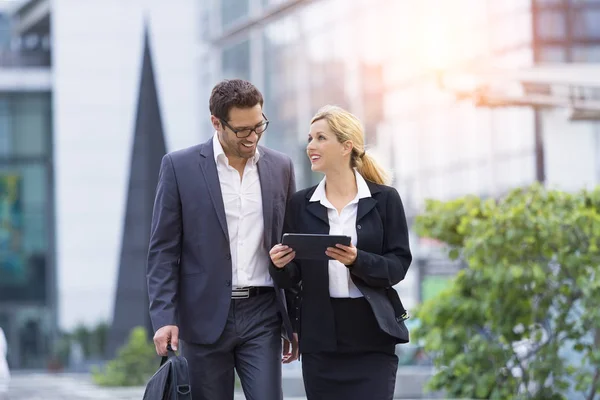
[231,286,275,299]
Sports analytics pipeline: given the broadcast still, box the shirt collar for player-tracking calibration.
[309,169,372,205]
[212,132,260,166]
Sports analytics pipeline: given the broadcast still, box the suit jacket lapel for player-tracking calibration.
[257,150,273,249]
[306,202,329,226]
[198,140,229,241]
[304,188,329,226]
[357,197,377,222]
[357,181,382,222]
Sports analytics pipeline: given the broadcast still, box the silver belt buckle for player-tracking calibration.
[232,288,250,299]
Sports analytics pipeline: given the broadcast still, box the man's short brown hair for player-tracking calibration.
[209,79,264,121]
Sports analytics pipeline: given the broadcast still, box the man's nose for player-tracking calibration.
[246,131,259,141]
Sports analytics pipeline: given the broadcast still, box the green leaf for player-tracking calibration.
[413,184,600,399]
[449,248,460,260]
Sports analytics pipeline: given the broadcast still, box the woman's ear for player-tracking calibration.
[343,140,354,156]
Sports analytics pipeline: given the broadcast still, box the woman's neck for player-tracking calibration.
[324,168,357,199]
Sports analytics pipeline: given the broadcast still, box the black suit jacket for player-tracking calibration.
[269,180,412,353]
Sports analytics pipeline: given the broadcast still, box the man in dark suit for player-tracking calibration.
[147,79,297,400]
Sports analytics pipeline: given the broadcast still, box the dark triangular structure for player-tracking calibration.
[106,26,167,358]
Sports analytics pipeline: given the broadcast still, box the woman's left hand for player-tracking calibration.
[326,243,358,266]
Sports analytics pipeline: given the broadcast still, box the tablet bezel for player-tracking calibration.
[281,233,351,261]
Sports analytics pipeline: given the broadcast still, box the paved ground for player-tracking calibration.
[2,371,439,399]
[4,373,145,400]
[2,372,309,400]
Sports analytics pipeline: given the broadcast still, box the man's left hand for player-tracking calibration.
[282,333,299,363]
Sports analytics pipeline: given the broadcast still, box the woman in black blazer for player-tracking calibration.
[269,105,412,400]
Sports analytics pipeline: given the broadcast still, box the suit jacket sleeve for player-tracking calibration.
[350,188,412,288]
[270,157,302,332]
[269,159,301,289]
[147,154,182,332]
[287,157,296,202]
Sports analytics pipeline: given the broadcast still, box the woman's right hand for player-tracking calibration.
[269,244,296,269]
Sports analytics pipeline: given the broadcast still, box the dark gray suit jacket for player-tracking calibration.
[147,137,296,344]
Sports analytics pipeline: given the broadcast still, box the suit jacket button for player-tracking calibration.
[357,224,362,230]
[226,280,231,287]
[226,253,231,260]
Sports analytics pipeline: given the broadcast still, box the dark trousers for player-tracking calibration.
[182,292,283,400]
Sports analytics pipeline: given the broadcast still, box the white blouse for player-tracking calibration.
[309,170,371,298]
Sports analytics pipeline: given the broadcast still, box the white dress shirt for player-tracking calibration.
[213,133,273,288]
[309,170,371,298]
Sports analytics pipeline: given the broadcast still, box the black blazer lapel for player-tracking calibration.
[304,188,329,226]
[356,198,377,222]
[198,139,229,241]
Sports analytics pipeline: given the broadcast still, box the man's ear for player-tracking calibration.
[210,115,221,131]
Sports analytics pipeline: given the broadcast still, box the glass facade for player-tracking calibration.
[204,0,537,205]
[201,0,540,317]
[0,92,55,369]
[534,0,600,62]
[0,10,51,68]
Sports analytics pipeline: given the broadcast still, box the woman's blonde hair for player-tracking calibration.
[310,105,390,185]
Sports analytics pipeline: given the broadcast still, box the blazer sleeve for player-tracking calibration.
[287,157,296,200]
[147,154,182,332]
[269,196,302,289]
[270,160,302,332]
[350,188,412,288]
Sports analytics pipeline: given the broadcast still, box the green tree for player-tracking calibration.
[92,326,158,387]
[72,324,92,358]
[91,321,109,358]
[414,184,600,399]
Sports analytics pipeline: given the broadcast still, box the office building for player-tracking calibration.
[0,0,53,369]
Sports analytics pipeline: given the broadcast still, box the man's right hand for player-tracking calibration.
[269,244,295,269]
[153,325,179,356]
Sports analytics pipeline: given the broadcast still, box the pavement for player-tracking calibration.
[2,372,309,400]
[3,370,441,399]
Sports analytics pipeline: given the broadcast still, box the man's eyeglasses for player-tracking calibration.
[220,113,269,138]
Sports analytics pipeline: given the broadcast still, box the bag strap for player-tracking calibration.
[160,343,177,366]
[386,287,409,321]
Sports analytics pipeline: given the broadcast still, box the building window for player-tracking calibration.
[221,0,250,30]
[0,92,53,369]
[535,10,568,39]
[537,45,568,61]
[572,45,600,61]
[572,9,600,39]
[570,0,600,4]
[534,0,564,4]
[0,93,51,302]
[221,39,251,81]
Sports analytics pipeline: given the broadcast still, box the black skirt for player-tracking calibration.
[301,297,398,400]
[302,351,398,400]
